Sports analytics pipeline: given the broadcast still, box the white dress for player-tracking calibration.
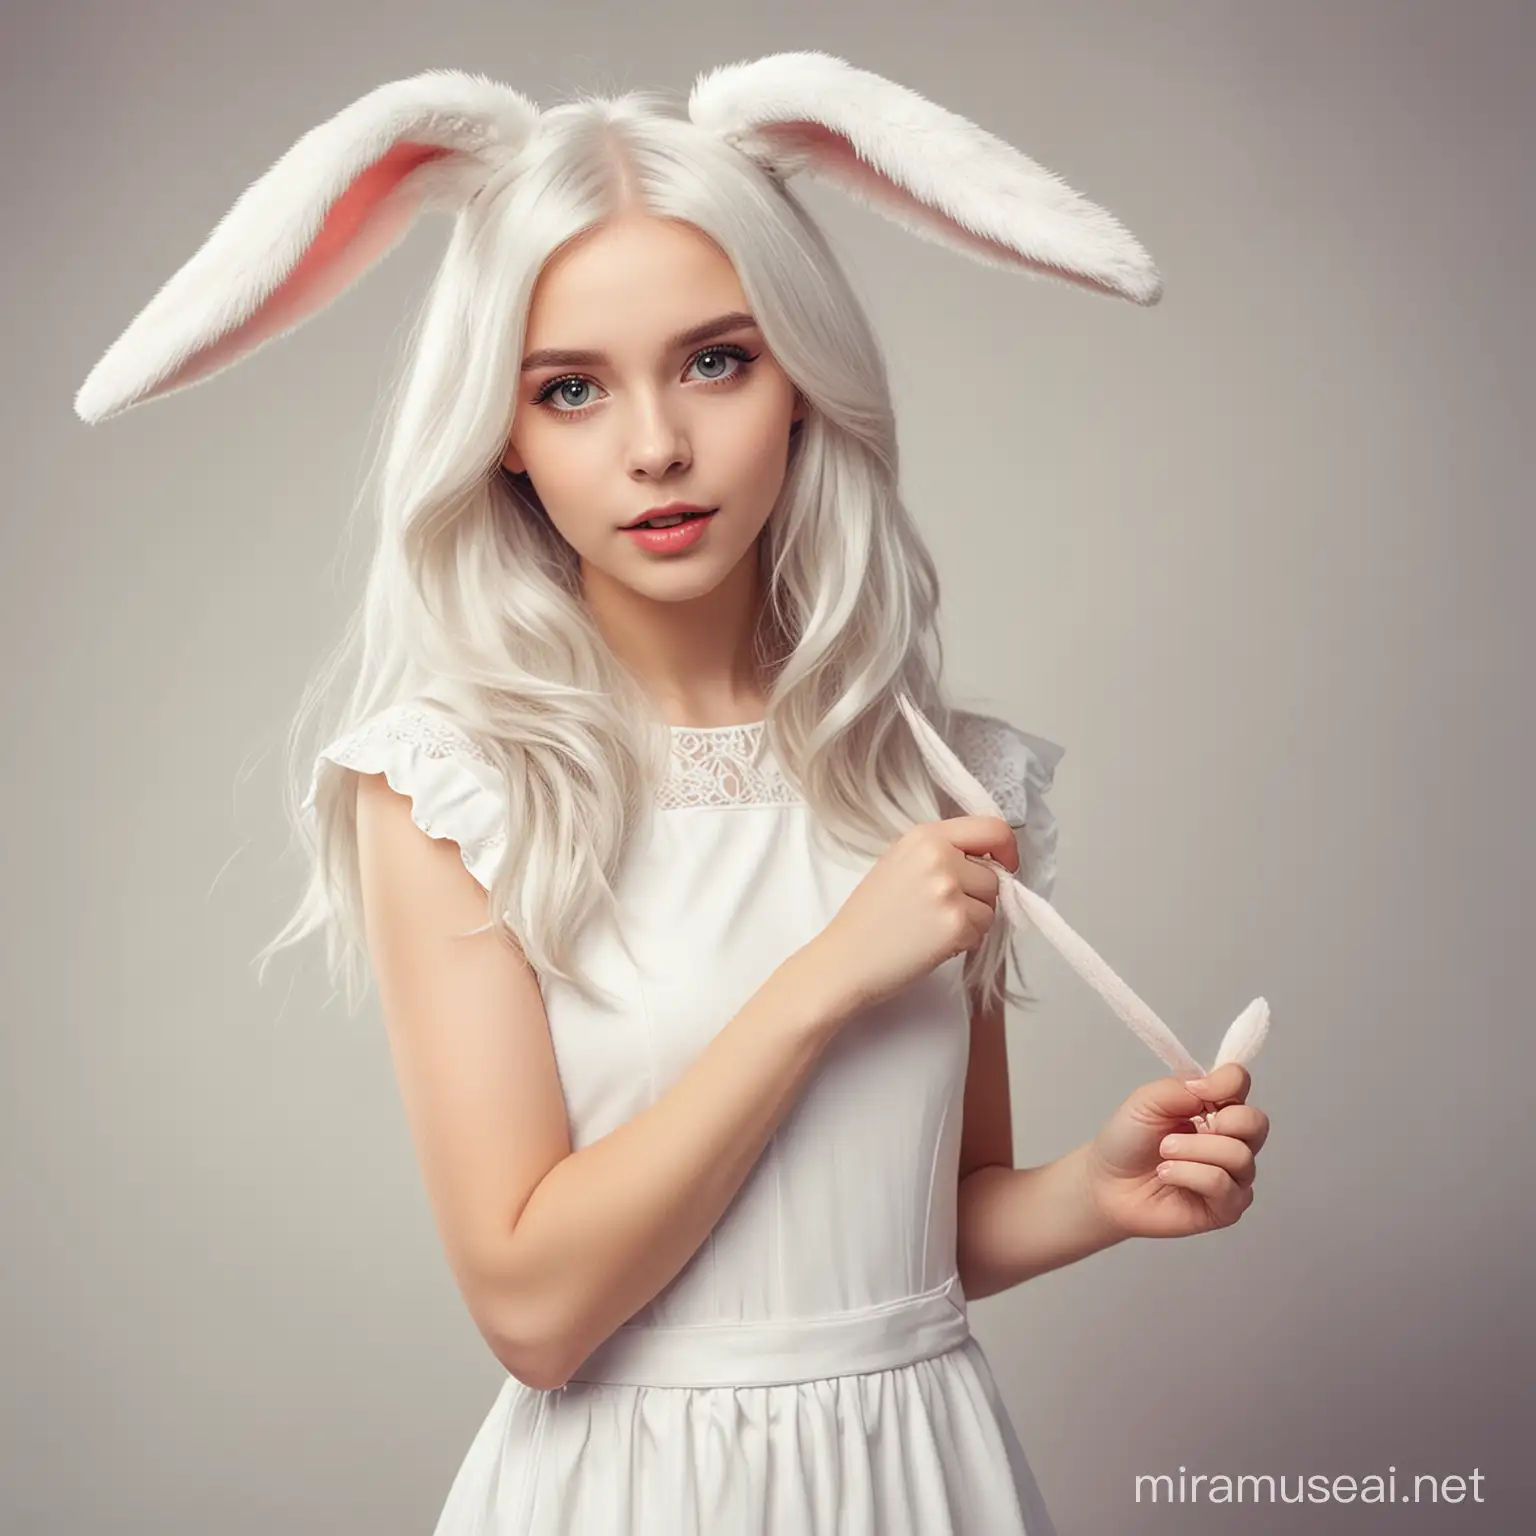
[307,702,1066,1535]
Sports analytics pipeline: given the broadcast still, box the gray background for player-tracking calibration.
[4,1,1531,1532]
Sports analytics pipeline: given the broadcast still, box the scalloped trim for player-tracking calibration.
[304,703,507,891]
[949,710,1064,900]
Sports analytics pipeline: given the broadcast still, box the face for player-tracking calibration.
[501,213,804,606]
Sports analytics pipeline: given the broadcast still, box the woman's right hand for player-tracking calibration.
[796,816,1020,1026]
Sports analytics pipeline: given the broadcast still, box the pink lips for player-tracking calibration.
[622,509,717,553]
[625,500,712,527]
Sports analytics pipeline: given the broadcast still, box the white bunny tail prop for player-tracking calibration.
[74,70,539,424]
[898,696,1270,1082]
[690,51,1163,305]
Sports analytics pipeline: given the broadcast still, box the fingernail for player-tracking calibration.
[1184,1077,1210,1092]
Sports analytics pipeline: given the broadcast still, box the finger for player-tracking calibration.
[983,814,1021,874]
[1206,1103,1270,1155]
[941,815,1020,871]
[956,857,1001,906]
[1143,1076,1217,1126]
[1190,1062,1252,1106]
[1156,1159,1254,1223]
[1182,1062,1252,1124]
[961,894,1001,941]
[1158,1132,1257,1188]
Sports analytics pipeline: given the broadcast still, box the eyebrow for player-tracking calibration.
[519,311,760,373]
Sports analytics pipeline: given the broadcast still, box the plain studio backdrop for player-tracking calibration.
[3,2,1531,1533]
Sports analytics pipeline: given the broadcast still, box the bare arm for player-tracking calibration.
[354,770,849,1392]
[957,1150,1127,1298]
[955,991,1126,1299]
[504,951,842,1384]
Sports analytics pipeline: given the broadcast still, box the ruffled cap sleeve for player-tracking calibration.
[950,710,1064,901]
[301,701,507,891]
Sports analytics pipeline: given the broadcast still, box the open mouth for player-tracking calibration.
[630,509,715,530]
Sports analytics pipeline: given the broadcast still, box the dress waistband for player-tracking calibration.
[564,1275,970,1389]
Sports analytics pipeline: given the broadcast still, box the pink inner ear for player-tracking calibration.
[759,122,1114,299]
[153,140,455,398]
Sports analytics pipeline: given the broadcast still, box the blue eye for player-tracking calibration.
[531,343,759,419]
[536,376,599,413]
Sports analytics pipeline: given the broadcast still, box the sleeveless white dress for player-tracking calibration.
[306,703,1065,1535]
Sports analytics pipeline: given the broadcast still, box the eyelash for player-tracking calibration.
[530,344,760,421]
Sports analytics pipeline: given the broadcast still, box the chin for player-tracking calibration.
[636,564,736,602]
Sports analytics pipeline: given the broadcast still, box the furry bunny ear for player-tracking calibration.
[75,69,539,424]
[689,51,1162,305]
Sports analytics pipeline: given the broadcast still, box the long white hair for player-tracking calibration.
[252,86,1039,1020]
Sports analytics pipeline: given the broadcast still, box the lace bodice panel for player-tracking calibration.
[303,710,795,811]
[655,722,800,810]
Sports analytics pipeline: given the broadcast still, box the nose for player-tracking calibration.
[625,388,691,480]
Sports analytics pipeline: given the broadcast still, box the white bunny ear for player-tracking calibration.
[75,69,539,424]
[689,50,1162,305]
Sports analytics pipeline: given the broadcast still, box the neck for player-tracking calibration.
[579,538,777,727]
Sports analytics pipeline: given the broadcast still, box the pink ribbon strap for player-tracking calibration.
[899,696,1270,1081]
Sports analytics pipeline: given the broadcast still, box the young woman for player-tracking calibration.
[76,53,1269,1535]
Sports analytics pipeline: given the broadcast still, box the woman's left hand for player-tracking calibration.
[1083,1062,1270,1239]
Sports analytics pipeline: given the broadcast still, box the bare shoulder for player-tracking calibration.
[353,768,570,1376]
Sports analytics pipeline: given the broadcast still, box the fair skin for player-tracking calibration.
[501,211,803,727]
[502,210,1268,1295]
[354,210,1266,1393]
[957,1024,1268,1298]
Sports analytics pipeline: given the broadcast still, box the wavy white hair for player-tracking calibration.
[252,87,1040,1020]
